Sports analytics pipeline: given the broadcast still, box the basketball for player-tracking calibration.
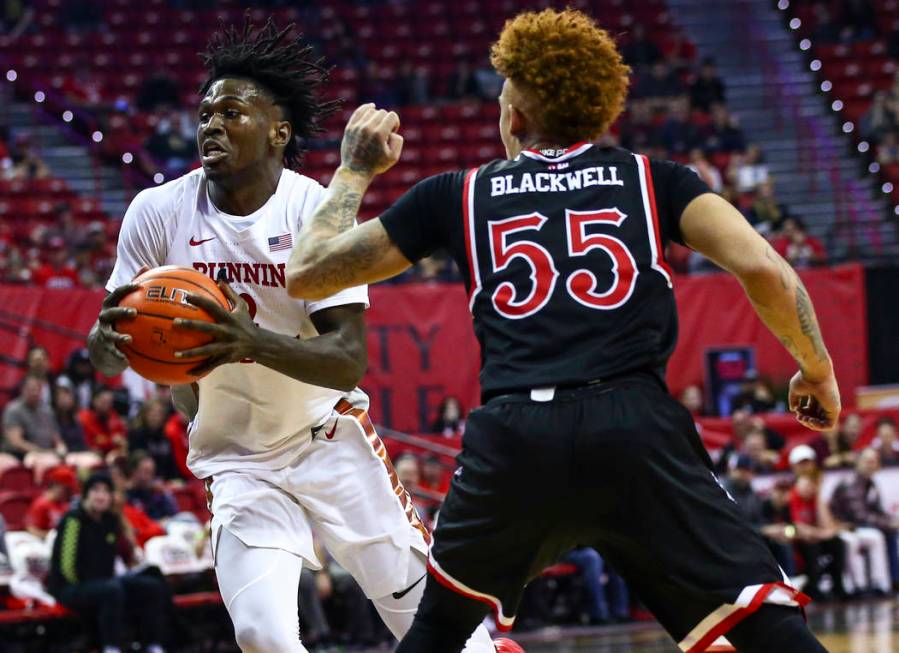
[115,266,229,385]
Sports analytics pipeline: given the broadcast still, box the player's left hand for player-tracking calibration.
[339,103,404,177]
[172,278,258,375]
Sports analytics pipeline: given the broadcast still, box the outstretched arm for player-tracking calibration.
[680,193,840,431]
[287,104,412,300]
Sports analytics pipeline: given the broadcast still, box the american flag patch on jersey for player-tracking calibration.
[268,233,293,252]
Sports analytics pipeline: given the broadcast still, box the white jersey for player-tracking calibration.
[107,167,369,478]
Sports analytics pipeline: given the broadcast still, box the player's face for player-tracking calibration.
[197,78,286,181]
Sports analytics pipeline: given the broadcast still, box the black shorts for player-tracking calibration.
[427,373,808,651]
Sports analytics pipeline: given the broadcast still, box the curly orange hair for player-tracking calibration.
[490,8,630,143]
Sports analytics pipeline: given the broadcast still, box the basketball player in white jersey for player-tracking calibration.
[86,18,505,653]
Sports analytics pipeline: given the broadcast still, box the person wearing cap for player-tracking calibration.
[47,473,172,653]
[788,444,819,480]
[26,466,77,540]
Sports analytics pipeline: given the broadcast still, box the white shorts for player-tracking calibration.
[206,398,431,599]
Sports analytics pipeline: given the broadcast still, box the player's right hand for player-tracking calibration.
[788,369,841,432]
[89,277,143,375]
[339,103,404,177]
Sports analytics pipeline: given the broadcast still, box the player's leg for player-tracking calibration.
[206,470,321,653]
[725,605,828,653]
[214,527,308,653]
[570,377,826,652]
[294,398,513,652]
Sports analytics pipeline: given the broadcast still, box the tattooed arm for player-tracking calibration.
[287,104,413,300]
[680,193,840,431]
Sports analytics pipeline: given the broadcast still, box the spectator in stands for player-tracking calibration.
[135,74,182,112]
[78,385,127,457]
[729,144,770,194]
[788,444,819,480]
[872,417,899,466]
[126,452,179,523]
[760,478,799,577]
[420,455,449,495]
[678,384,704,416]
[53,378,88,453]
[32,238,80,288]
[773,217,827,268]
[829,448,899,592]
[145,108,197,174]
[687,148,723,193]
[17,345,53,403]
[128,399,180,480]
[809,424,856,470]
[3,135,50,181]
[705,103,746,152]
[26,466,77,539]
[742,429,779,473]
[860,92,897,143]
[716,409,783,473]
[731,377,779,415]
[789,475,848,601]
[473,56,503,101]
[396,62,431,106]
[431,396,465,437]
[563,547,629,625]
[877,131,899,165]
[841,413,864,449]
[47,473,172,653]
[446,60,479,100]
[60,347,96,408]
[635,61,686,103]
[722,454,765,521]
[2,374,65,467]
[689,58,726,112]
[621,24,661,69]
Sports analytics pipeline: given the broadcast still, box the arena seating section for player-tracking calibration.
[787,0,899,202]
[1,0,684,220]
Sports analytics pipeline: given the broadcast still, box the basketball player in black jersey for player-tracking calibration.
[286,9,835,653]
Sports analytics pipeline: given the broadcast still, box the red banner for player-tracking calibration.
[667,263,868,406]
[1,263,868,431]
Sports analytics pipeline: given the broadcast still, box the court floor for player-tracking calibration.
[510,597,899,652]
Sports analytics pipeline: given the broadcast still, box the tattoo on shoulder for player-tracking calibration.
[796,282,827,363]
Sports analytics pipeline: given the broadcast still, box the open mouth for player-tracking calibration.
[201,142,228,164]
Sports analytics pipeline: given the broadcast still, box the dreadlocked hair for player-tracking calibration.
[199,14,339,169]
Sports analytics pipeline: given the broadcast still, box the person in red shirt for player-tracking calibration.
[772,217,827,269]
[78,386,126,457]
[26,466,78,539]
[32,240,79,289]
[788,476,848,601]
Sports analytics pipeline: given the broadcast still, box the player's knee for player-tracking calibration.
[234,620,303,653]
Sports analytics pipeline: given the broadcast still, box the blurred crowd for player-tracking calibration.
[861,72,899,166]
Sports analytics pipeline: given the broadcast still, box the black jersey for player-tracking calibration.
[379,143,711,396]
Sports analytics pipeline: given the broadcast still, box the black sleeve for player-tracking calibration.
[378,171,467,263]
[649,159,713,246]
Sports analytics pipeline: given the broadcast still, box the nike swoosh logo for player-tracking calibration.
[392,573,426,600]
[189,236,217,246]
[325,420,338,440]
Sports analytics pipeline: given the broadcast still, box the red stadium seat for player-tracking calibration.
[0,493,32,530]
[0,466,34,494]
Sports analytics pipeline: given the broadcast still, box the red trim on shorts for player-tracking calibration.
[639,154,673,278]
[426,559,514,632]
[334,399,432,546]
[684,583,811,653]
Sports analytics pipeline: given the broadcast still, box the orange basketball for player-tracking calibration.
[115,266,230,385]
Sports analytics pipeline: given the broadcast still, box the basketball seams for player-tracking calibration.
[120,343,204,367]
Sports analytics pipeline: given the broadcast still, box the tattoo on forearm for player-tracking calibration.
[765,246,791,290]
[299,227,387,292]
[796,282,828,363]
